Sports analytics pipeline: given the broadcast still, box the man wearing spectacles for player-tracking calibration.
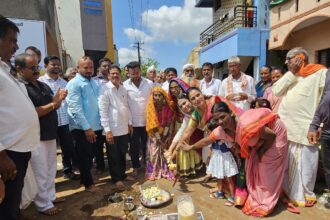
[273,47,328,209]
[16,53,67,216]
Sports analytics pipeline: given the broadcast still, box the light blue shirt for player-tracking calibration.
[66,73,102,131]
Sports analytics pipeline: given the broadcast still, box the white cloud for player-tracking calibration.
[141,0,212,43]
[118,48,138,67]
[118,0,212,66]
[124,28,153,43]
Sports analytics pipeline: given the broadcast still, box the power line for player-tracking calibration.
[127,0,136,41]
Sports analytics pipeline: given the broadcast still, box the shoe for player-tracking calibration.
[225,196,235,206]
[64,172,80,180]
[209,191,224,199]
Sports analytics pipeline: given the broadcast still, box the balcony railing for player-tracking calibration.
[200,5,257,47]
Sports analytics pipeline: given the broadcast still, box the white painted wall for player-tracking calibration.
[55,0,84,67]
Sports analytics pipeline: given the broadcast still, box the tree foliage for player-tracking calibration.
[140,58,160,77]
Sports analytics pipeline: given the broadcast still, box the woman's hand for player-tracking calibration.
[180,141,193,151]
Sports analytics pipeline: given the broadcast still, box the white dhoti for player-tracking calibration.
[20,162,38,209]
[30,139,57,212]
[283,141,318,206]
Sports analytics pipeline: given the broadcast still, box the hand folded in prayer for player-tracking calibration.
[238,92,248,101]
[226,93,237,101]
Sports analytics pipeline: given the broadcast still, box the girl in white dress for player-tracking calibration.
[181,102,241,206]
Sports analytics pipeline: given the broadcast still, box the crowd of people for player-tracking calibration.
[1,15,330,219]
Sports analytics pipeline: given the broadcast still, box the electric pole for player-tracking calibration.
[133,41,144,65]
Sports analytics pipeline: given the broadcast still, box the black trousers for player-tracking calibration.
[129,126,147,169]
[106,134,129,182]
[0,150,31,220]
[92,133,106,171]
[321,134,330,189]
[57,124,77,174]
[71,129,103,188]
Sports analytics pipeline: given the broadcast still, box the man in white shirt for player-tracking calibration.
[0,16,40,219]
[220,56,256,110]
[273,47,327,207]
[123,61,153,176]
[161,67,178,92]
[199,62,222,96]
[98,65,133,189]
[39,55,79,180]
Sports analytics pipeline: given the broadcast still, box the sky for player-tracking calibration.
[111,0,212,73]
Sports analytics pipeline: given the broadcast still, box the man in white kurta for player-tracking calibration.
[272,47,327,207]
[220,56,256,110]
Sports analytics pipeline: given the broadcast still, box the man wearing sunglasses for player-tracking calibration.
[16,53,67,216]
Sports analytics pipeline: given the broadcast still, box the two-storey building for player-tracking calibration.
[269,0,330,68]
[195,0,269,79]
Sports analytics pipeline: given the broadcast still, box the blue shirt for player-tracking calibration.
[66,73,102,131]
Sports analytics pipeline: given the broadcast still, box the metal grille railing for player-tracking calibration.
[200,5,257,47]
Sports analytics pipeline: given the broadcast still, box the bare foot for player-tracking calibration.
[132,169,138,177]
[40,206,62,216]
[202,174,211,183]
[125,176,135,181]
[115,181,126,191]
[86,184,102,193]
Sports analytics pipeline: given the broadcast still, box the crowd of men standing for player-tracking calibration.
[0,14,330,220]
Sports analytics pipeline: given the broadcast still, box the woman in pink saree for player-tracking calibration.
[236,107,288,217]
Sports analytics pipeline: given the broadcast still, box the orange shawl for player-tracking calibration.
[235,108,278,158]
[295,54,326,77]
[146,86,175,137]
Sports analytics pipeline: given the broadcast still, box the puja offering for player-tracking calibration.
[140,183,172,208]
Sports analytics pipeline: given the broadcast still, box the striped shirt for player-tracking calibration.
[39,74,69,126]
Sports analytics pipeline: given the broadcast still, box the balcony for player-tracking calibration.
[195,0,213,8]
[200,5,257,47]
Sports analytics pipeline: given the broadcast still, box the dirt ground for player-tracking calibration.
[22,157,330,220]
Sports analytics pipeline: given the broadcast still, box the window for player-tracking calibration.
[317,48,330,67]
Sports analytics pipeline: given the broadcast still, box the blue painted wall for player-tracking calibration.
[198,0,270,79]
